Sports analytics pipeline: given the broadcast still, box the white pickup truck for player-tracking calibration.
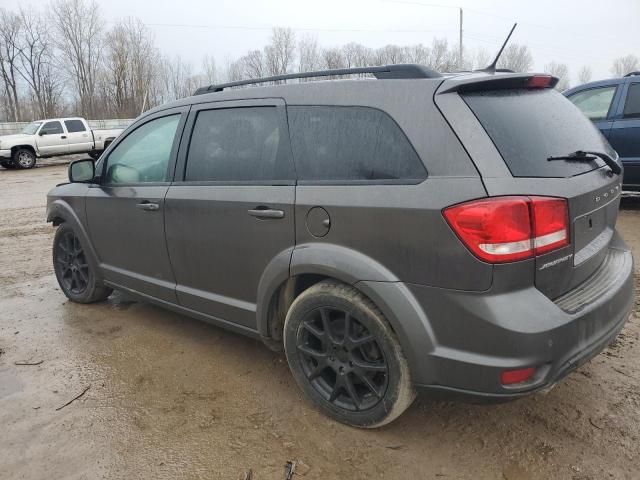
[0,117,123,169]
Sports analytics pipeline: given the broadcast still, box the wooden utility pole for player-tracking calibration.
[459,8,463,69]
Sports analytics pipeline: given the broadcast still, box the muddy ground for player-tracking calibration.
[1,159,639,480]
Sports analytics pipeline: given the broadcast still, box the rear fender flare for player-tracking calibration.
[256,243,436,380]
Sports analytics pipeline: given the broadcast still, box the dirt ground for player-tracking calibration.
[1,160,639,480]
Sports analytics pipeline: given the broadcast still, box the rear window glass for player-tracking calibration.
[462,88,614,178]
[287,106,426,182]
[64,119,86,132]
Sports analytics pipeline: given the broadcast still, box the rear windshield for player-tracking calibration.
[462,88,614,178]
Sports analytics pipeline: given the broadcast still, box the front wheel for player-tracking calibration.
[13,148,36,169]
[53,224,112,303]
[284,281,416,428]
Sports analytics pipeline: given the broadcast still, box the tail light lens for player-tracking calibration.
[443,196,569,263]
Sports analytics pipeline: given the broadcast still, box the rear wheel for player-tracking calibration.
[88,150,102,160]
[53,224,112,303]
[284,281,415,428]
[13,148,36,169]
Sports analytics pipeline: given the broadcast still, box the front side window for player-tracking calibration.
[568,86,616,120]
[185,107,293,182]
[623,83,640,119]
[287,106,426,182]
[64,119,86,132]
[104,114,180,184]
[40,121,63,135]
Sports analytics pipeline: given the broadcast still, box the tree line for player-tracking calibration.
[1,0,638,122]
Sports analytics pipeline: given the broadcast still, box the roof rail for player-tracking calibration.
[193,64,442,95]
[624,71,640,77]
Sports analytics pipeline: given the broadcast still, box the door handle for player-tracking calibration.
[136,201,160,211]
[247,207,285,219]
[61,135,67,139]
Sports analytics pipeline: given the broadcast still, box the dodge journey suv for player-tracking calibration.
[47,64,635,428]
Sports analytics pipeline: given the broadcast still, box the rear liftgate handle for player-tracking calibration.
[136,201,160,212]
[248,206,285,219]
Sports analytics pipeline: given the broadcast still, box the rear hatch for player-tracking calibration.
[438,75,623,299]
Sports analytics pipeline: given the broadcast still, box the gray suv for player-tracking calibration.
[47,65,635,428]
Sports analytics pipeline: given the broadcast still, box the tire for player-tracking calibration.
[13,148,36,169]
[284,280,416,428]
[88,150,102,160]
[53,223,112,303]
[1,161,15,169]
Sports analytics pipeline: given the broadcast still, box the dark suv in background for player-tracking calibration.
[565,72,640,190]
[47,65,635,427]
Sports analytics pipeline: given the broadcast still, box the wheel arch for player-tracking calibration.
[11,144,37,157]
[47,199,103,280]
[256,243,436,380]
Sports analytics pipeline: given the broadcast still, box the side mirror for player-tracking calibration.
[38,130,46,136]
[69,159,95,183]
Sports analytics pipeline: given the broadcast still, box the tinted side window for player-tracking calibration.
[41,121,63,135]
[185,107,293,182]
[623,83,640,119]
[568,86,616,120]
[287,106,426,182]
[64,119,86,132]
[104,114,180,184]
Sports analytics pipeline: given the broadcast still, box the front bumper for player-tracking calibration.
[0,149,11,160]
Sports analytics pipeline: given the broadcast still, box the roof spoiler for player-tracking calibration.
[438,74,559,94]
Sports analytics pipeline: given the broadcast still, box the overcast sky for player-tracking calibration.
[5,0,639,84]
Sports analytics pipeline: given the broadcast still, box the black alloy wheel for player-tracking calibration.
[54,229,90,295]
[296,306,389,412]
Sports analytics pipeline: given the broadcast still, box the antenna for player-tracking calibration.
[480,23,517,73]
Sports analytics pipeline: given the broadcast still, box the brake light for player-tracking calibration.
[526,75,553,88]
[443,196,569,263]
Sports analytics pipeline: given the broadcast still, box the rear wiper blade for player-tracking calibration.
[547,150,622,175]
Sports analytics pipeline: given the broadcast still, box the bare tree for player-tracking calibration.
[16,9,63,118]
[577,65,592,84]
[103,18,160,117]
[611,54,639,76]
[471,47,491,70]
[264,27,295,76]
[374,45,406,65]
[0,8,23,121]
[497,44,533,72]
[159,55,197,101]
[321,47,346,70]
[402,44,430,65]
[201,54,217,84]
[52,0,104,117]
[545,61,570,91]
[240,49,265,79]
[298,35,321,72]
[427,38,457,71]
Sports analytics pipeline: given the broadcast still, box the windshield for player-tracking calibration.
[462,88,615,178]
[21,122,42,135]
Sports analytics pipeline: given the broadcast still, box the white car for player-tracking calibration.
[0,117,123,169]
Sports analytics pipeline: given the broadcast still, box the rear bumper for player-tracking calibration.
[362,231,635,399]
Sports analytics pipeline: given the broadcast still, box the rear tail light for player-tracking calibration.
[443,196,569,263]
[501,367,536,385]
